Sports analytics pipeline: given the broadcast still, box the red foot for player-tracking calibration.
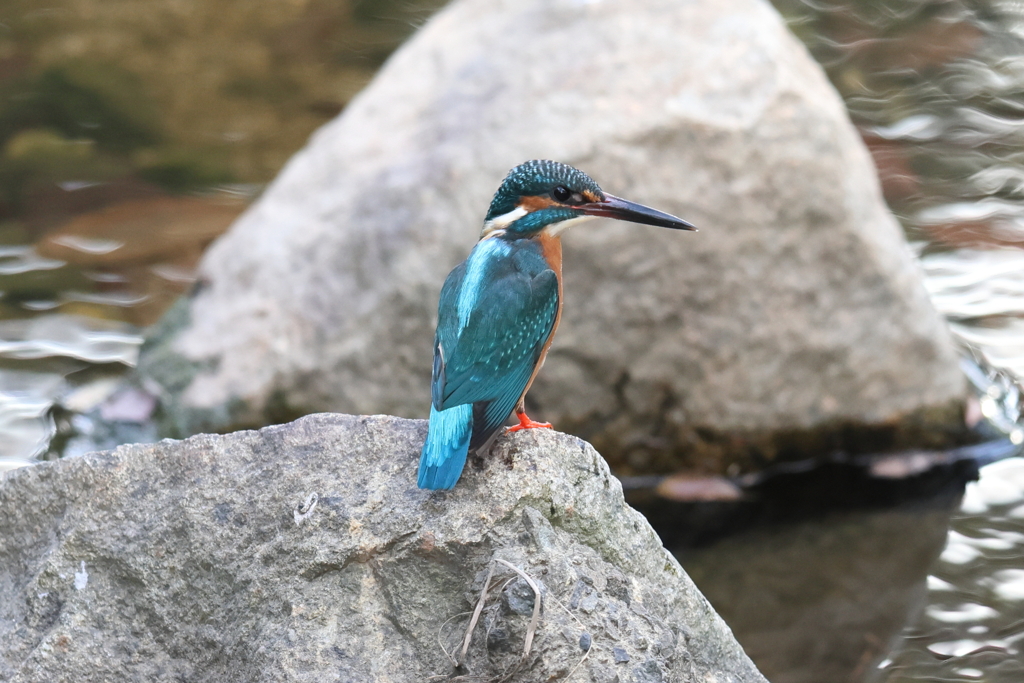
[506,412,552,433]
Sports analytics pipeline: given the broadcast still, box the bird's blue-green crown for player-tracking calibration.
[485,160,605,233]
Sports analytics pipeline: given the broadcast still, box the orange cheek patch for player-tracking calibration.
[581,190,601,203]
[518,195,560,211]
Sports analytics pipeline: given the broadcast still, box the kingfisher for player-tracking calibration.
[417,160,696,490]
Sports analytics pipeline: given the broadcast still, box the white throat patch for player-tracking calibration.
[543,214,596,236]
[481,206,527,238]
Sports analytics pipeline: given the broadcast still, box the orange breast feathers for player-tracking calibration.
[516,230,563,405]
[536,229,563,282]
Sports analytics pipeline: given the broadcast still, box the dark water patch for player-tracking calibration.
[626,438,1016,548]
[681,504,957,683]
[631,439,1023,682]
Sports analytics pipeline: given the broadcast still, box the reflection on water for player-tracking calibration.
[681,503,958,683]
[761,1,1024,679]
[669,431,1024,683]
[0,314,140,364]
[924,248,1024,403]
[879,458,1024,683]
[0,313,142,466]
[775,0,1024,398]
[0,314,142,463]
[0,0,442,467]
[0,369,60,463]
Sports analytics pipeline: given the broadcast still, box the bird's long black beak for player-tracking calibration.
[578,194,697,231]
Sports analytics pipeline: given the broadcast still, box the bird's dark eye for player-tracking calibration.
[552,185,572,202]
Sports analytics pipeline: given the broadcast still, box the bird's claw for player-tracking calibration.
[507,413,552,433]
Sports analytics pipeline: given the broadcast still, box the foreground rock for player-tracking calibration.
[0,413,766,683]
[140,0,966,473]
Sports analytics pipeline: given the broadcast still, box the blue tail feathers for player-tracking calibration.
[418,404,474,490]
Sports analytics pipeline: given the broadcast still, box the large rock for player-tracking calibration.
[140,0,966,473]
[0,414,766,683]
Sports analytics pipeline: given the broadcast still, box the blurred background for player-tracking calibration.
[0,0,1023,681]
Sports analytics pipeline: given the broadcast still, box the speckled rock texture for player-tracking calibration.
[139,0,965,473]
[0,413,766,683]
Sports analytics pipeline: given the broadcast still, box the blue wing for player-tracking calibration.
[433,240,560,451]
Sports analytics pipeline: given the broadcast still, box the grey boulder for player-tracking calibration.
[140,0,965,472]
[0,413,766,683]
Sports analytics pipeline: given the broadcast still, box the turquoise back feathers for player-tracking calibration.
[418,233,560,490]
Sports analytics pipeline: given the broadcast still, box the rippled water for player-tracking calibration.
[775,0,1024,679]
[0,0,438,469]
[879,458,1024,683]
[2,0,1024,681]
[0,313,141,463]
